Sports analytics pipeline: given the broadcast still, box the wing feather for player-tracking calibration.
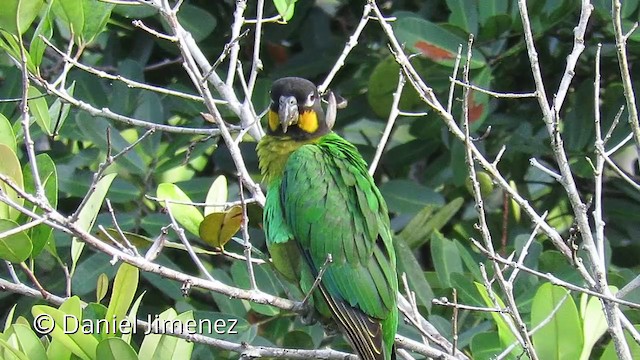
[280,134,397,360]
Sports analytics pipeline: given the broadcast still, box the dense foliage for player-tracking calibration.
[0,0,639,359]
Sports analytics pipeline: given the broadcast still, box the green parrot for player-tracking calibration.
[257,77,398,360]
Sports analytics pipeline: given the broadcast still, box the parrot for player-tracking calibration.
[257,77,398,360]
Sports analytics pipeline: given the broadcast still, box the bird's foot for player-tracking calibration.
[292,301,318,325]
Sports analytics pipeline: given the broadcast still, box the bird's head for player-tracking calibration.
[266,77,337,140]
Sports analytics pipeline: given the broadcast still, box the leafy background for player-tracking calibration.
[0,0,639,359]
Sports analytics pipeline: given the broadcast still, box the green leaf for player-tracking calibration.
[579,292,609,360]
[96,338,137,360]
[11,324,47,360]
[80,1,114,43]
[161,4,216,42]
[48,82,75,135]
[531,283,582,360]
[199,205,242,249]
[394,235,434,312]
[156,183,204,237]
[393,15,486,69]
[29,1,52,68]
[478,0,508,24]
[0,219,32,263]
[470,332,503,360]
[599,325,640,360]
[450,273,485,307]
[204,175,227,216]
[0,338,29,360]
[4,304,17,331]
[0,144,24,221]
[0,113,17,153]
[52,0,114,44]
[27,86,52,136]
[96,273,109,303]
[379,180,444,214]
[23,153,58,257]
[104,263,139,337]
[367,55,424,118]
[0,0,44,35]
[273,0,297,22]
[138,309,194,360]
[475,282,519,357]
[401,198,463,249]
[0,30,36,73]
[122,291,145,344]
[76,115,146,175]
[431,232,463,288]
[70,173,117,276]
[192,310,253,342]
[32,297,99,360]
[446,0,479,35]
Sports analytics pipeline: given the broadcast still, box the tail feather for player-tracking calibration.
[318,283,386,360]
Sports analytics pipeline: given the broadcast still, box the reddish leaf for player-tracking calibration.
[467,92,484,123]
[414,40,455,61]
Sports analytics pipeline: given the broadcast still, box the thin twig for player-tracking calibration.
[369,70,405,175]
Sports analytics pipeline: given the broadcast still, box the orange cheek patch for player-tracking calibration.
[268,110,279,132]
[298,110,319,133]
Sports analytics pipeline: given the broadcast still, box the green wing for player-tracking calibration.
[281,133,398,359]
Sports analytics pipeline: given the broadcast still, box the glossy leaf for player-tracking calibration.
[401,197,463,249]
[273,0,297,21]
[0,0,44,35]
[104,263,139,337]
[475,282,519,357]
[0,144,24,221]
[11,324,47,360]
[194,310,253,341]
[446,0,478,35]
[478,0,508,24]
[138,309,194,360]
[431,232,463,288]
[579,292,609,360]
[470,332,503,360]
[23,153,58,257]
[199,205,242,249]
[32,297,99,360]
[28,1,52,68]
[70,173,117,276]
[394,235,434,311]
[160,4,216,42]
[28,86,52,136]
[96,338,137,360]
[0,219,32,263]
[393,16,486,69]
[0,338,29,360]
[121,291,145,345]
[0,114,16,153]
[367,55,423,118]
[531,283,582,360]
[96,273,109,303]
[76,115,146,175]
[52,0,114,44]
[204,175,227,216]
[48,82,75,134]
[157,183,204,237]
[379,180,444,214]
[599,325,640,360]
[4,304,16,331]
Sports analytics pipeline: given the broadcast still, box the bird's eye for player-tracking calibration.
[305,93,316,107]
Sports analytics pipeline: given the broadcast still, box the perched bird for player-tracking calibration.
[257,77,398,360]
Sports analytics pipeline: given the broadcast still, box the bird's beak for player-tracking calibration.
[278,95,299,133]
